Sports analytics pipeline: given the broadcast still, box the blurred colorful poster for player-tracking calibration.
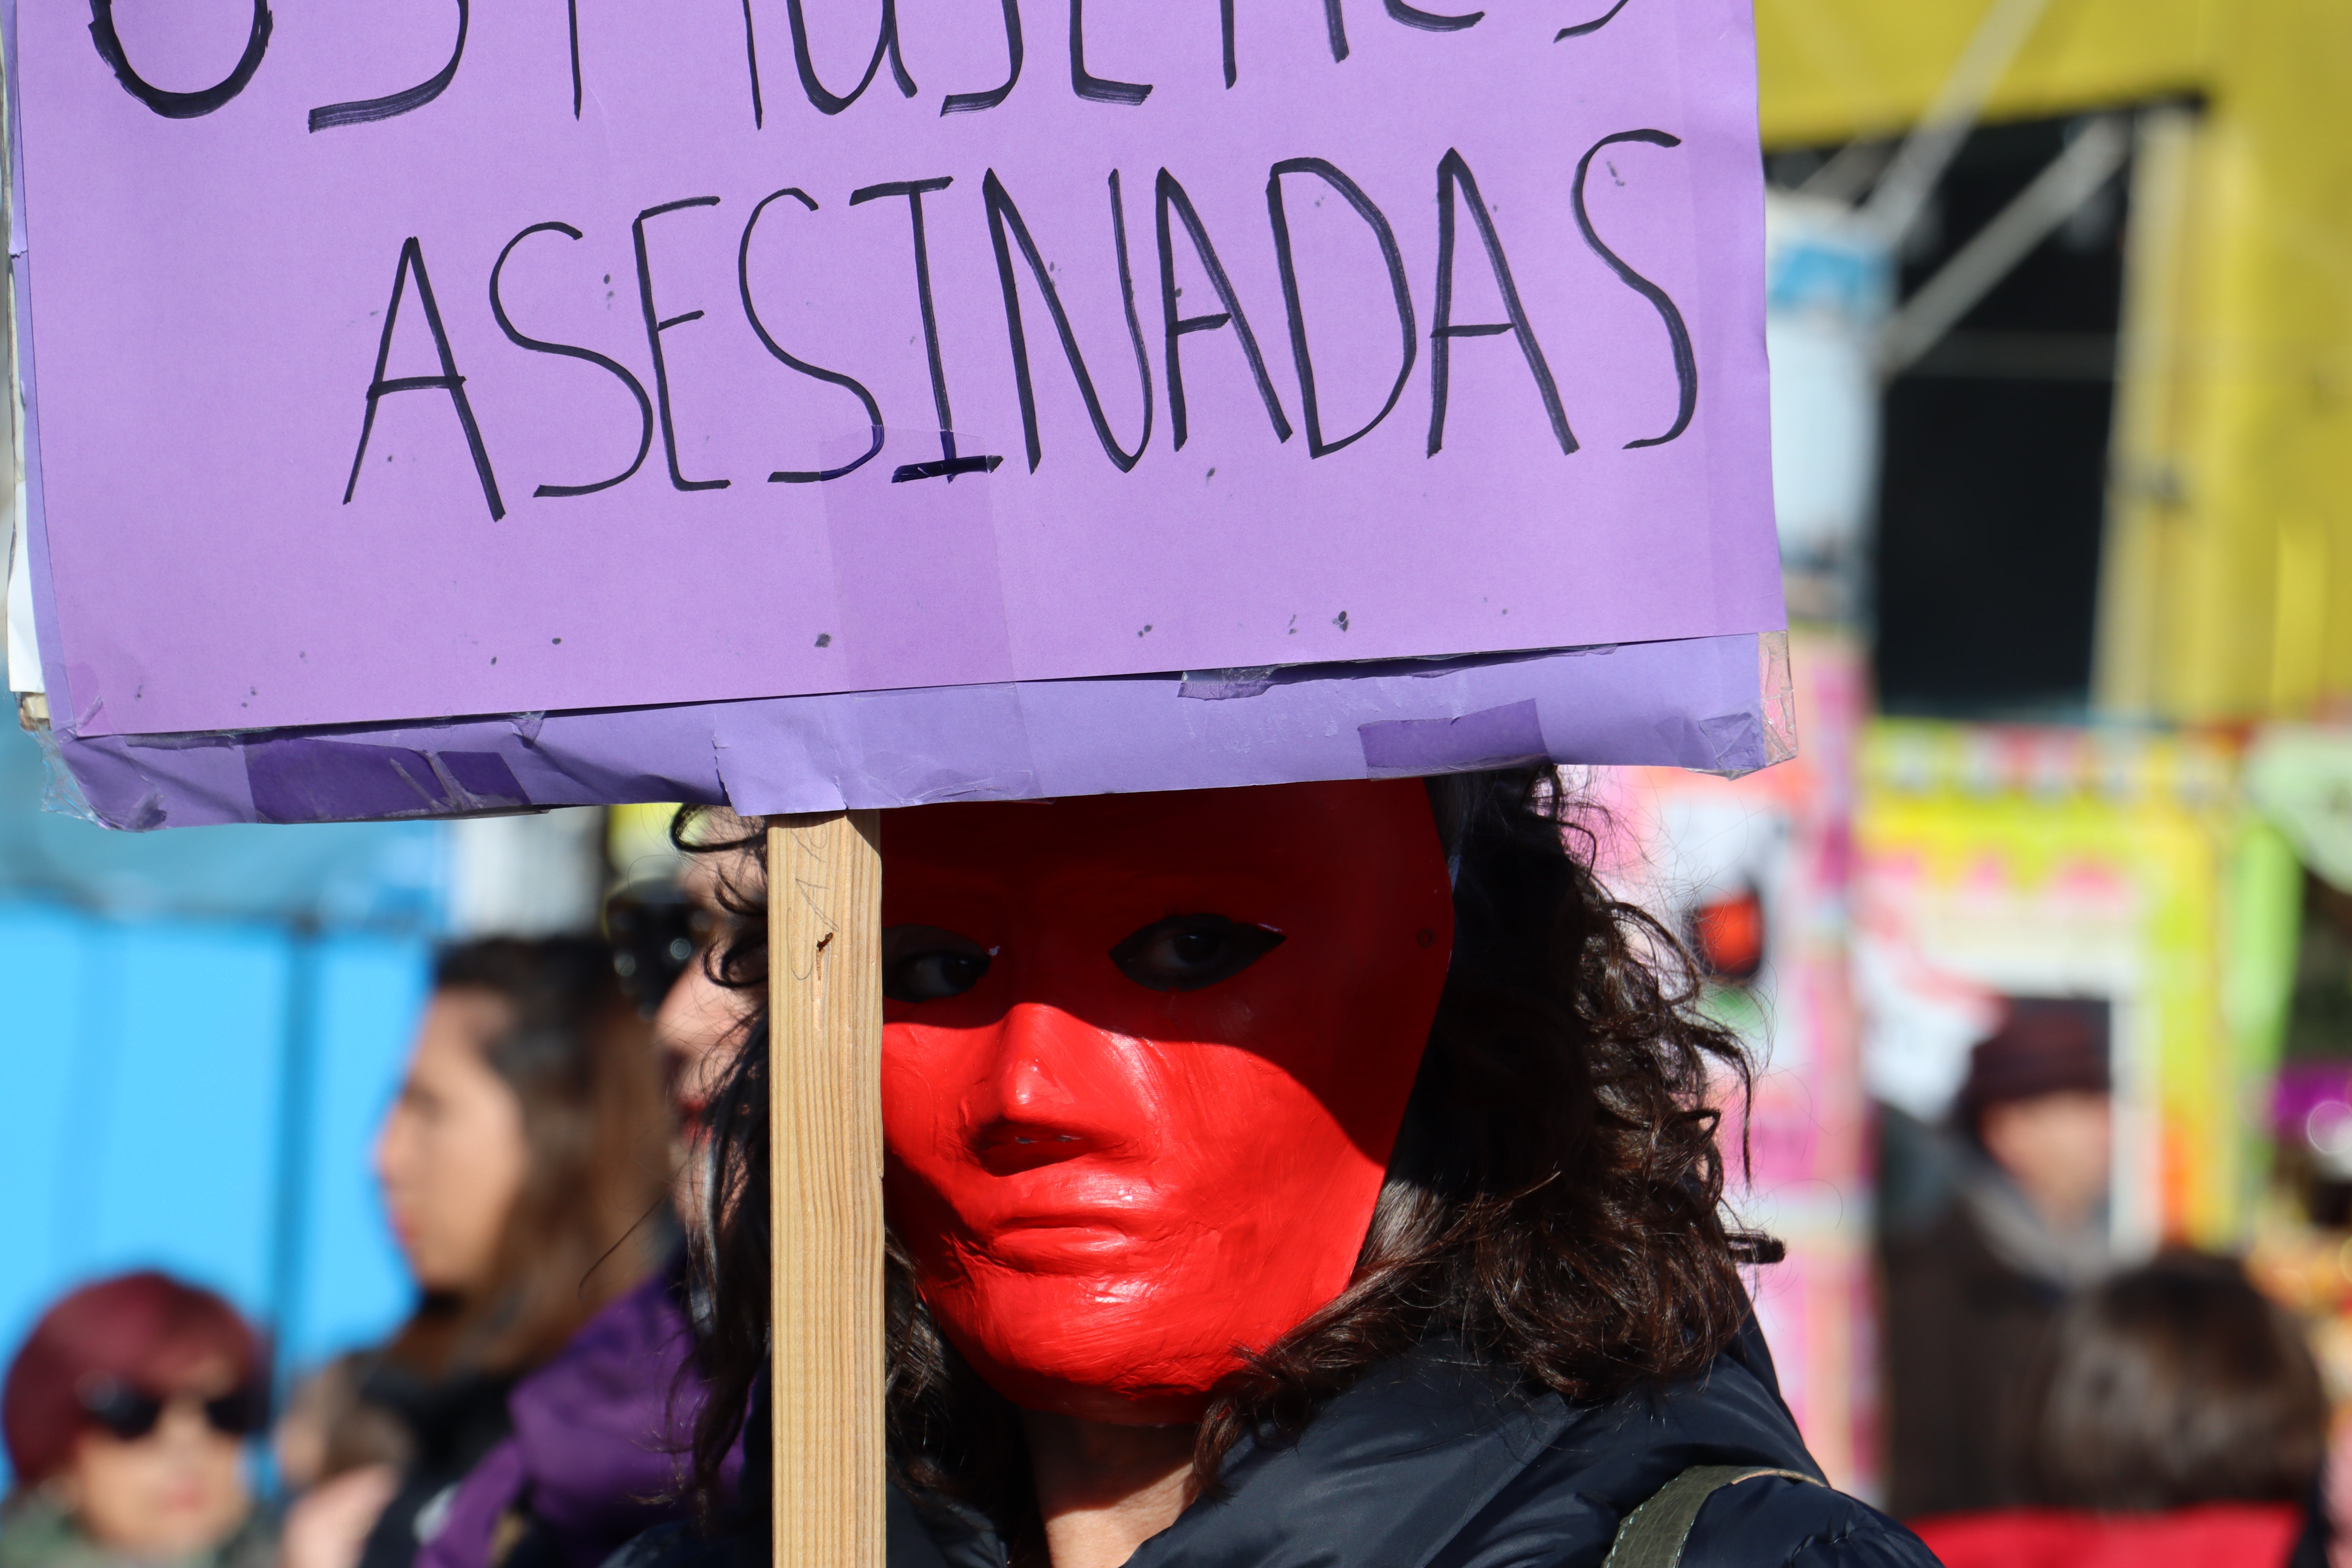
[1853,722,2288,1252]
[1594,629,1875,1493]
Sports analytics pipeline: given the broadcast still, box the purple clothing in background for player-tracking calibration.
[419,1265,735,1568]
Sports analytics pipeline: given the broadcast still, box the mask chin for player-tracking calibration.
[943,1312,1225,1425]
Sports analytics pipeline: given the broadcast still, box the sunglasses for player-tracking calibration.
[76,1374,269,1442]
[604,889,711,1018]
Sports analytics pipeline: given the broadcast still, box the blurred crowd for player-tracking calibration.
[4,818,2347,1568]
[1,838,754,1568]
[1881,1006,2336,1565]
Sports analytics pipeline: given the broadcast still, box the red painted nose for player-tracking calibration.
[965,1002,1134,1173]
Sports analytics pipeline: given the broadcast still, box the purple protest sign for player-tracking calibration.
[13,0,1777,747]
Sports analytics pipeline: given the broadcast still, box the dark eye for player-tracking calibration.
[883,926,993,1003]
[1109,915,1285,993]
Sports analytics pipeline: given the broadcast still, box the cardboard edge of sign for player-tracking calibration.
[36,632,1797,831]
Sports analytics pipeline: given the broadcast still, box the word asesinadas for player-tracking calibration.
[345,132,1696,521]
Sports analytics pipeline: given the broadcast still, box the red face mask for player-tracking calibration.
[879,780,1455,1424]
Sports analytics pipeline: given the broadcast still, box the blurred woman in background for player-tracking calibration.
[0,1271,272,1568]
[1913,1250,2332,1568]
[285,938,671,1568]
[1881,1002,2115,1518]
[411,843,758,1568]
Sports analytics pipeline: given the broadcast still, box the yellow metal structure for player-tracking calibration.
[1756,0,2352,721]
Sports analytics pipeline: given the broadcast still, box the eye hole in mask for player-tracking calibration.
[1109,914,1287,993]
[884,926,993,1003]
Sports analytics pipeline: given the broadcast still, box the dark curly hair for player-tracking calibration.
[674,767,1768,1541]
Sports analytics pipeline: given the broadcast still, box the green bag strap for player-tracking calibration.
[1600,1464,1824,1568]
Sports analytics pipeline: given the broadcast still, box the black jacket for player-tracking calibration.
[355,1363,518,1568]
[612,1319,1934,1568]
[1879,1200,2061,1518]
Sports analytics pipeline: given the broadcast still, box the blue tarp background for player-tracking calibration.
[0,720,447,1488]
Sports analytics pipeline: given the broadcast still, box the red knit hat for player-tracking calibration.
[1956,999,2111,1133]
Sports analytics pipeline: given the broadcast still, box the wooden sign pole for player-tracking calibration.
[767,811,886,1568]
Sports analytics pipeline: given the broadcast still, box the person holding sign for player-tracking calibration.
[610,773,1931,1568]
[11,1,1853,1560]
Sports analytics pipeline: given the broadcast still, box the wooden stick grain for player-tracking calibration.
[767,812,885,1568]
